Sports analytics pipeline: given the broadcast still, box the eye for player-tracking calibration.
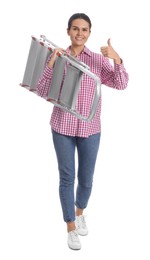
[83,28,88,32]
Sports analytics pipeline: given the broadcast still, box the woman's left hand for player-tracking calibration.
[101,39,121,64]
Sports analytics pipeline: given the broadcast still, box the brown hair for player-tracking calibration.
[67,13,92,30]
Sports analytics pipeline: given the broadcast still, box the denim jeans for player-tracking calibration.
[52,129,100,222]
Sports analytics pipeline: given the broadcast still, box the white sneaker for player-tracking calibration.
[68,230,81,250]
[75,215,88,236]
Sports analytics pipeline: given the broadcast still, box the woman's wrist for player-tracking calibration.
[47,58,55,68]
[114,56,122,64]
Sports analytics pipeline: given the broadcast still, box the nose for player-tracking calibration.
[77,29,82,35]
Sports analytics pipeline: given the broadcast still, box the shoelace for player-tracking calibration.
[76,215,86,229]
[69,230,79,242]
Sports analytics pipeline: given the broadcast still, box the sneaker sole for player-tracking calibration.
[68,244,81,250]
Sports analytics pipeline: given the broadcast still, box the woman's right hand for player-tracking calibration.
[47,48,67,68]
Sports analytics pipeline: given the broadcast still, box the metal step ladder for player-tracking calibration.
[20,35,101,121]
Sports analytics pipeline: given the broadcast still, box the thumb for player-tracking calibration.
[107,38,111,46]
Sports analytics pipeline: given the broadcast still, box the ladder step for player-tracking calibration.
[47,56,66,101]
[59,64,83,110]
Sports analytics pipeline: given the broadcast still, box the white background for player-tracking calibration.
[0,0,150,259]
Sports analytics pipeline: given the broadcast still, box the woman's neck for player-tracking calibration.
[70,45,84,57]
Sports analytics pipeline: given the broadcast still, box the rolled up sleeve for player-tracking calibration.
[37,57,54,98]
[101,57,129,90]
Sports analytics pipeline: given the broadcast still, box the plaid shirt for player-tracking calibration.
[37,46,128,137]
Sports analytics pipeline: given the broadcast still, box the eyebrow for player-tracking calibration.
[71,26,89,29]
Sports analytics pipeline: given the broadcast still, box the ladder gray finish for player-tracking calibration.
[20,35,101,121]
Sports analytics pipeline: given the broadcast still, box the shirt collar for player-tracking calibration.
[66,46,92,57]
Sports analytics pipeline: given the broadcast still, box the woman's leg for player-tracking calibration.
[52,130,76,229]
[75,133,101,211]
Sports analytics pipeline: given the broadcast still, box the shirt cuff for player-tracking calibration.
[114,60,126,72]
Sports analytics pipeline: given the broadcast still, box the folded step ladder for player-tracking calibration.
[20,35,101,121]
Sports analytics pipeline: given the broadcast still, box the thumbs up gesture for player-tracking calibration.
[101,38,121,64]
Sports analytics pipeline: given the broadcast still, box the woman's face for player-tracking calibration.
[67,18,91,47]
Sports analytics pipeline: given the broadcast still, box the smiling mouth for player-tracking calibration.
[75,37,84,40]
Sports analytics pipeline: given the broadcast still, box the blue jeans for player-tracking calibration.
[52,130,100,222]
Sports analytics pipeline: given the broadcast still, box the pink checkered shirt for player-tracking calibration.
[37,46,128,137]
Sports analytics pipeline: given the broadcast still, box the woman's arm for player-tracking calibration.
[37,48,66,98]
[36,64,53,98]
[101,57,129,90]
[100,39,129,89]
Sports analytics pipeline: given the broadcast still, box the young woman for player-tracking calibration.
[37,13,129,250]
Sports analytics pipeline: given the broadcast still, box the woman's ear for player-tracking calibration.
[67,28,70,35]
